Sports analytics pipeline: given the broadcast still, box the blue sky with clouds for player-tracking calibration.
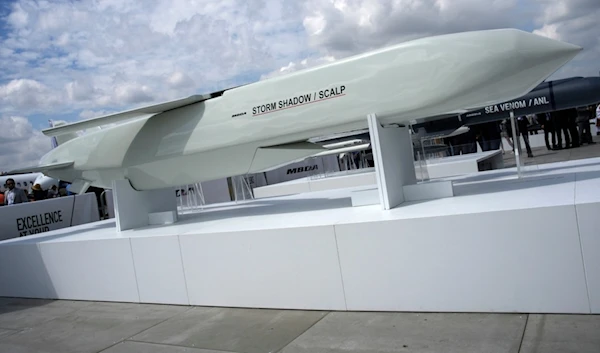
[0,0,599,170]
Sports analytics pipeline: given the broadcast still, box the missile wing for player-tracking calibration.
[42,93,222,137]
[14,28,582,192]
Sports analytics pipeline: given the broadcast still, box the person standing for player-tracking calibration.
[3,178,29,205]
[576,106,595,144]
[517,116,534,157]
[552,110,571,149]
[596,103,600,136]
[567,108,580,148]
[537,112,556,150]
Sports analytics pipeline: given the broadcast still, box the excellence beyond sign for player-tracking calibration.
[0,196,75,241]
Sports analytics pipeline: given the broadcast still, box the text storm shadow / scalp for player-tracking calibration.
[252,85,346,116]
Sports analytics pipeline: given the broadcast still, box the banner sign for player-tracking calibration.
[264,155,341,185]
[0,193,100,242]
[462,91,554,122]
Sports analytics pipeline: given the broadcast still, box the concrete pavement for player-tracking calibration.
[1,297,599,353]
[502,134,600,168]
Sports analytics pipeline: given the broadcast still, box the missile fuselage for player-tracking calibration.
[37,29,582,191]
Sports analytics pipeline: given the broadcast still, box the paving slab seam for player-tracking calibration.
[573,173,593,313]
[93,306,195,353]
[176,234,192,305]
[273,311,331,353]
[0,326,25,331]
[516,314,530,353]
[332,225,349,311]
[123,339,241,353]
[127,237,143,303]
[0,328,22,339]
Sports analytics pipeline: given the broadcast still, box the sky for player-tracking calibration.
[0,0,599,171]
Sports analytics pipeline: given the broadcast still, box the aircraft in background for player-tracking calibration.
[0,173,59,194]
[0,119,65,194]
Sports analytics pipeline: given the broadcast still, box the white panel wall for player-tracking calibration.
[308,172,376,192]
[0,243,55,298]
[575,202,600,314]
[38,238,140,303]
[1,196,598,314]
[179,226,347,311]
[130,235,189,305]
[201,178,232,204]
[71,192,101,226]
[253,179,311,198]
[334,205,591,313]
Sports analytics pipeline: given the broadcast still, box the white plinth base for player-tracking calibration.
[253,169,377,199]
[112,179,178,232]
[253,150,503,199]
[351,188,380,207]
[403,181,454,202]
[425,149,504,179]
[148,211,177,226]
[351,180,454,207]
[2,158,600,314]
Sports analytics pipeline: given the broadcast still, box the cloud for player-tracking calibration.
[532,0,600,77]
[299,0,529,58]
[0,0,308,118]
[0,78,64,113]
[0,116,52,171]
[260,55,337,80]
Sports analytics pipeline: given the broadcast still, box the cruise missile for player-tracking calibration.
[413,76,600,133]
[12,29,581,193]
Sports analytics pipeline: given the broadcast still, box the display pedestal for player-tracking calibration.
[2,158,600,313]
[112,179,178,232]
[366,114,453,209]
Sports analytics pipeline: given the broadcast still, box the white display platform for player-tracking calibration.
[424,149,504,178]
[253,168,377,198]
[253,150,503,199]
[1,157,600,314]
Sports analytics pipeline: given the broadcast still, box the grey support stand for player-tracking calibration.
[351,114,454,209]
[112,179,178,232]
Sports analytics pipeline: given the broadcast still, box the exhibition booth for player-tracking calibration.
[1,114,599,315]
[1,29,598,316]
[1,156,599,314]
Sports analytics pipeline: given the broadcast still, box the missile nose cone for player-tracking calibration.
[511,29,582,59]
[476,29,584,101]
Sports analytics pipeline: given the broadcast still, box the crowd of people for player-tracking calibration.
[1,179,60,206]
[444,104,600,157]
